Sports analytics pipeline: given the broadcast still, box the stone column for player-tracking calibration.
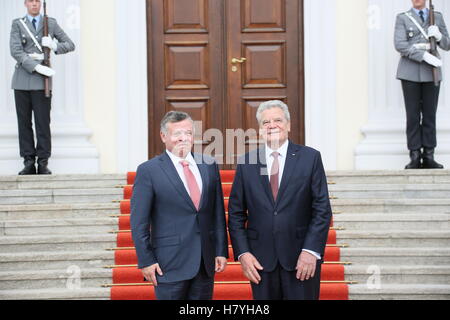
[304,0,338,170]
[0,0,99,174]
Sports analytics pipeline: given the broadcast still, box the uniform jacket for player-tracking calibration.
[10,15,75,90]
[395,9,450,82]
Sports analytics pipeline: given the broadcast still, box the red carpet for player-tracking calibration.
[109,171,349,300]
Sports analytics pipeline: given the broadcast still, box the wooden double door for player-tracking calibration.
[147,0,305,166]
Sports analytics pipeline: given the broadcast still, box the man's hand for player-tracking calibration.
[34,64,56,77]
[42,36,58,51]
[239,253,263,284]
[215,257,227,273]
[296,251,318,281]
[423,51,443,68]
[428,25,443,42]
[142,263,163,287]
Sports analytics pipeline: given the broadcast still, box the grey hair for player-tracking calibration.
[160,111,193,134]
[256,100,291,124]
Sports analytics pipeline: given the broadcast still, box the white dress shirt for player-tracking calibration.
[265,140,289,186]
[239,141,321,261]
[166,150,203,196]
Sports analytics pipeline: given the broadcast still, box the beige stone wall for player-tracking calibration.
[80,0,117,173]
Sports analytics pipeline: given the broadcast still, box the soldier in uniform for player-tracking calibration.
[395,0,450,169]
[10,0,75,175]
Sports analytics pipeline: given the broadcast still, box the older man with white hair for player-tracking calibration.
[228,100,332,300]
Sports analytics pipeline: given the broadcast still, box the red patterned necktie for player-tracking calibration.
[270,152,280,200]
[180,161,201,211]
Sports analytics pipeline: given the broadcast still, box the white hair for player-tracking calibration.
[256,100,291,124]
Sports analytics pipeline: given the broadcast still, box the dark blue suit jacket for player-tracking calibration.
[228,141,332,272]
[130,152,228,283]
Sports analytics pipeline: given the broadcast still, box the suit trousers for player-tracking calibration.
[154,259,214,300]
[401,80,441,151]
[14,90,52,159]
[250,262,322,300]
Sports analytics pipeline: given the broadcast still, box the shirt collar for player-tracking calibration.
[412,7,428,16]
[166,149,196,167]
[27,14,41,22]
[266,140,289,159]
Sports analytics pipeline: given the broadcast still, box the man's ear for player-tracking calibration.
[160,131,166,143]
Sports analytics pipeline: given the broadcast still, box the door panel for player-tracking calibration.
[148,0,225,158]
[226,0,304,164]
[147,0,304,165]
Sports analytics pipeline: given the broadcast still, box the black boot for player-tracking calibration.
[405,150,421,169]
[18,156,37,175]
[422,148,444,169]
[37,158,52,175]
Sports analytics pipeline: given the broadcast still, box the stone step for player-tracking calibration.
[0,251,114,271]
[0,218,118,236]
[340,248,450,265]
[348,284,450,300]
[0,234,116,253]
[336,230,450,247]
[0,174,126,190]
[333,213,450,230]
[0,268,112,291]
[0,287,110,300]
[0,203,120,221]
[0,189,123,205]
[329,184,450,199]
[331,198,450,213]
[344,265,450,285]
[326,170,450,184]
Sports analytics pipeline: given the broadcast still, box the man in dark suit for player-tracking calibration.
[131,111,228,300]
[228,100,332,300]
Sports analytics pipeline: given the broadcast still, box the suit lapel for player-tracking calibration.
[276,142,301,205]
[36,15,44,34]
[257,146,276,206]
[159,153,197,212]
[23,16,38,36]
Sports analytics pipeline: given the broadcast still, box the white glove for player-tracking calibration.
[423,51,443,68]
[428,25,443,42]
[34,64,56,77]
[28,53,44,61]
[413,43,431,51]
[42,36,58,51]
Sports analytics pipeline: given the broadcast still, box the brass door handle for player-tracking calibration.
[231,57,247,64]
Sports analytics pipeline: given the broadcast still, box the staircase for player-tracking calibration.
[329,170,450,300]
[0,174,126,300]
[0,170,449,300]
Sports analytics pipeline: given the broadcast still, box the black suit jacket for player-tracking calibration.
[130,152,228,283]
[228,141,332,272]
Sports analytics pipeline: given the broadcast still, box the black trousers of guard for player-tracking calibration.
[401,80,441,151]
[14,90,52,160]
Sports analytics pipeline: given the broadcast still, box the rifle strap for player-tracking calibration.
[19,18,43,53]
[404,12,429,39]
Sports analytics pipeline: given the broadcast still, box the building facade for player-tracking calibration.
[0,0,449,174]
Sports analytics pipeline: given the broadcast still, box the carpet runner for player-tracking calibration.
[107,171,349,300]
